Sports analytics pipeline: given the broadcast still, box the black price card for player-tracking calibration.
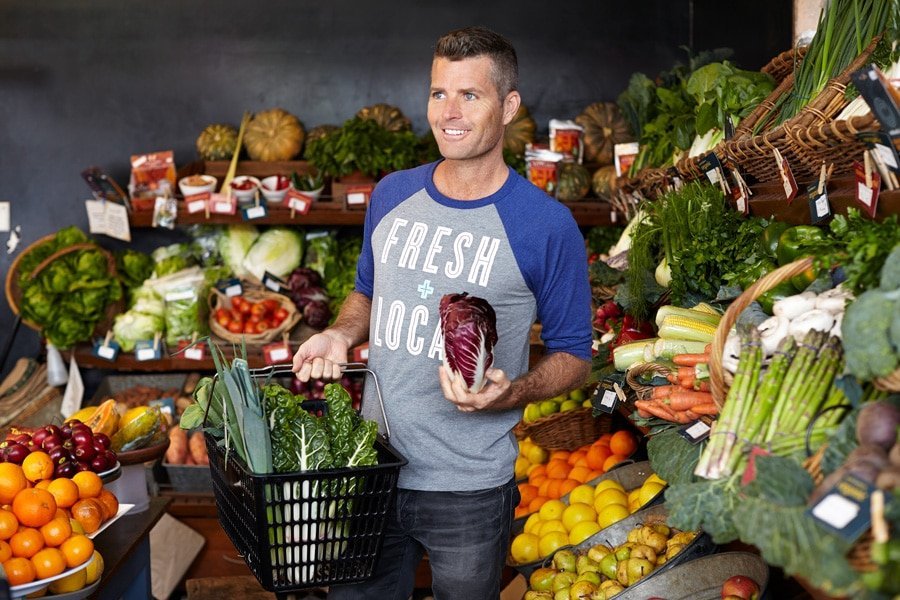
[678,419,711,444]
[217,278,243,297]
[806,473,884,543]
[92,339,120,362]
[698,152,724,186]
[262,271,286,293]
[592,383,619,414]
[807,182,832,224]
[134,339,163,362]
[241,201,269,221]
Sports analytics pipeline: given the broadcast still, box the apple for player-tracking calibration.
[721,575,760,600]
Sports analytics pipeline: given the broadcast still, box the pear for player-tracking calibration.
[615,558,630,586]
[668,531,697,547]
[589,591,607,600]
[613,545,632,561]
[568,579,598,600]
[587,544,611,564]
[575,554,600,575]
[600,579,625,594]
[524,592,553,600]
[552,571,577,593]
[599,552,618,580]
[643,530,668,554]
[575,571,601,586]
[554,589,570,600]
[650,523,670,537]
[626,527,642,544]
[626,557,655,586]
[530,567,559,592]
[630,543,657,564]
[666,543,685,560]
[554,549,577,573]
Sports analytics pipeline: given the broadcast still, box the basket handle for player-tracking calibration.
[709,256,814,406]
[247,362,393,442]
[29,242,114,281]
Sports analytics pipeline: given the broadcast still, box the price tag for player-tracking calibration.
[184,192,211,214]
[729,168,752,216]
[85,199,131,242]
[773,149,798,202]
[699,152,723,185]
[345,184,374,208]
[352,342,369,363]
[806,182,832,224]
[217,278,243,297]
[262,271,286,293]
[285,189,314,215]
[853,160,881,218]
[209,193,236,215]
[92,339,120,362]
[806,473,881,542]
[176,339,207,361]
[263,342,291,365]
[592,384,618,414]
[134,339,162,361]
[242,202,268,221]
[678,419,711,444]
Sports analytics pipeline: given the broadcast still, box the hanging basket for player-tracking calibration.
[516,407,611,451]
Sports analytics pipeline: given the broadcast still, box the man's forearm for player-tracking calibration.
[325,291,372,348]
[501,352,591,409]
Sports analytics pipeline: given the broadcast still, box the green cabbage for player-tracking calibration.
[112,311,165,352]
[218,224,259,278]
[129,286,165,316]
[242,227,304,281]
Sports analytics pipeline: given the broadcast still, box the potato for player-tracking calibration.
[189,430,209,465]
[166,427,188,464]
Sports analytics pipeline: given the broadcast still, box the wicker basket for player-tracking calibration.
[4,233,122,333]
[708,257,815,407]
[626,362,673,399]
[208,287,300,344]
[787,113,883,180]
[516,407,611,451]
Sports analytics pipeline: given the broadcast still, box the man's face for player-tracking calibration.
[427,56,516,163]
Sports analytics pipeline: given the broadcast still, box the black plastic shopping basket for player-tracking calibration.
[203,363,407,592]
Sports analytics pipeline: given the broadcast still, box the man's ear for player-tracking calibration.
[502,91,521,126]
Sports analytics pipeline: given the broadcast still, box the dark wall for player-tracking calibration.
[0,0,790,373]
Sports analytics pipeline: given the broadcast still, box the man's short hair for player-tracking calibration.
[434,26,518,99]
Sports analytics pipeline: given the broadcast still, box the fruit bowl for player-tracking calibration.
[178,174,217,197]
[260,175,290,203]
[115,437,169,466]
[228,176,261,205]
[8,554,95,600]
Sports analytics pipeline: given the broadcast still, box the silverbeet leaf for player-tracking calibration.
[665,479,739,543]
[742,455,813,506]
[647,427,703,485]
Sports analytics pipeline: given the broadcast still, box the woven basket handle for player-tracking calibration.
[709,257,814,406]
[28,242,114,281]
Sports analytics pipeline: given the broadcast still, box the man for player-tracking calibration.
[292,26,592,599]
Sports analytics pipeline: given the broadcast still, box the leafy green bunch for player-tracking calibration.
[305,116,418,180]
[18,226,122,348]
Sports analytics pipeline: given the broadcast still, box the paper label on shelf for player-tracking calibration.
[92,340,120,362]
[853,160,881,218]
[209,193,235,214]
[775,154,798,202]
[263,342,291,365]
[184,192,210,214]
[288,196,311,214]
[806,182,831,224]
[134,339,162,361]
[874,143,898,169]
[242,204,268,221]
[806,473,880,542]
[217,278,243,297]
[85,199,131,242]
[183,345,205,361]
[592,385,618,414]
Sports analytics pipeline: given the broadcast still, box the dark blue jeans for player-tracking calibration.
[328,478,519,600]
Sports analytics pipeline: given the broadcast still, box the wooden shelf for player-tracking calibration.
[747,175,899,224]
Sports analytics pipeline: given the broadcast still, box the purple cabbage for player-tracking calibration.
[287,267,332,329]
[439,293,498,393]
[303,300,332,330]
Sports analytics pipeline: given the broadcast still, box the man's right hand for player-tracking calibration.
[292,330,350,382]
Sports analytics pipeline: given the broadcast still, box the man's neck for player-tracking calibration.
[433,156,509,201]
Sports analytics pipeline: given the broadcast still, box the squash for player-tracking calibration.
[556,162,591,201]
[243,108,305,161]
[356,103,411,132]
[195,123,239,161]
[592,165,618,199]
[503,104,536,156]
[574,102,633,166]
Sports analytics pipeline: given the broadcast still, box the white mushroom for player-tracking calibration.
[815,285,853,315]
[722,330,742,374]
[788,309,835,339]
[830,311,843,339]
[758,315,790,357]
[773,291,818,320]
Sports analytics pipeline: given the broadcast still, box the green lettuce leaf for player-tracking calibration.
[742,455,813,506]
[647,427,703,485]
[665,478,739,543]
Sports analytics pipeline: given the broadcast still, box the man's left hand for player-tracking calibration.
[438,366,513,412]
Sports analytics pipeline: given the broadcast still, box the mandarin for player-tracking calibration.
[0,464,28,505]
[9,527,44,558]
[46,479,79,510]
[71,472,102,500]
[12,488,57,528]
[60,534,94,568]
[40,517,72,547]
[602,454,627,472]
[2,556,36,586]
[0,539,10,563]
[21,453,54,483]
[31,547,67,580]
[585,445,612,471]
[0,509,18,540]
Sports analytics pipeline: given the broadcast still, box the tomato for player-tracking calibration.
[262,299,281,313]
[243,322,257,334]
[237,301,252,315]
[230,309,243,323]
[216,313,232,327]
[230,296,244,309]
[273,307,289,323]
[255,320,271,333]
[250,302,267,317]
[226,320,243,334]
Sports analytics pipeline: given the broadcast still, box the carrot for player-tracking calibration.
[673,353,710,367]
[664,390,715,411]
[693,380,711,393]
[651,385,682,400]
[704,344,712,353]
[677,366,695,379]
[666,373,681,385]
[636,406,652,419]
[679,374,697,389]
[635,400,677,421]
[689,403,720,415]
[669,410,693,424]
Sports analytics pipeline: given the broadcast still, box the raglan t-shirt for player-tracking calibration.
[355,160,592,491]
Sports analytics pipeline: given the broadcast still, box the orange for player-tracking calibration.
[513,506,528,519]
[46,479,80,509]
[54,508,69,521]
[0,509,18,540]
[537,479,552,499]
[34,480,51,490]
[71,471,102,500]
[2,556,36,586]
[70,499,102,534]
[603,454,627,472]
[40,517,72,547]
[12,488,57,528]
[518,483,538,509]
[527,496,547,513]
[0,463,28,505]
[586,445,612,470]
[9,527,44,558]
[557,478,579,498]
[60,534,93,568]
[96,489,118,521]
[0,539,10,563]
[549,450,571,462]
[545,459,569,480]
[527,464,546,480]
[31,547,66,580]
[21,453,54,484]
[547,479,564,499]
[568,466,592,484]
[609,430,638,457]
[587,469,604,481]
[594,433,612,447]
[566,450,586,466]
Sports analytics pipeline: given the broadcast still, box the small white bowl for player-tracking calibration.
[178,174,217,197]
[260,175,291,203]
[291,185,325,202]
[229,176,262,205]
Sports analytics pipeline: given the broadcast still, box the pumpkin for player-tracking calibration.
[195,123,239,161]
[556,162,591,201]
[243,108,305,161]
[356,104,411,132]
[592,165,618,199]
[574,102,633,166]
[503,105,536,156]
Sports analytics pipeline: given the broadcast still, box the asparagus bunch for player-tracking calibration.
[695,330,846,480]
